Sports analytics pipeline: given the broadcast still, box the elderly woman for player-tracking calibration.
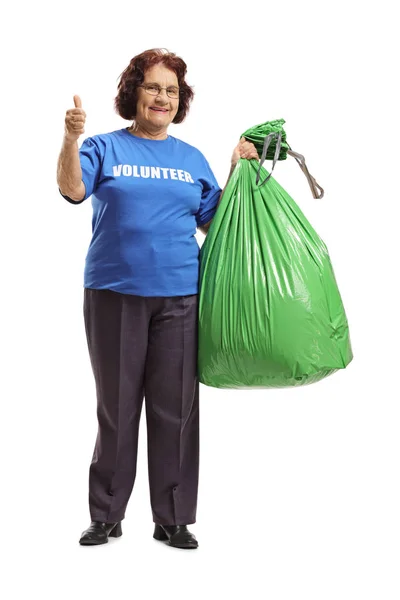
[56,48,258,550]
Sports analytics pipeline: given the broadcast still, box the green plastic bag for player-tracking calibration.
[198,120,353,389]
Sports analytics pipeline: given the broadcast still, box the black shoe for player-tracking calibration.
[79,521,122,545]
[153,524,198,549]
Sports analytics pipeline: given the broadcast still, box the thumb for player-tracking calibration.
[73,95,82,109]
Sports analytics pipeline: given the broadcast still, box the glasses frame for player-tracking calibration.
[138,83,180,99]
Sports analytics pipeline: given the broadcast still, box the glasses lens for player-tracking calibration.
[167,88,179,99]
[145,85,160,95]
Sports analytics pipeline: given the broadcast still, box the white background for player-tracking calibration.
[2,0,399,598]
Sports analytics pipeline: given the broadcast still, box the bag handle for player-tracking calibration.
[255,131,282,186]
[255,134,325,199]
[287,147,324,199]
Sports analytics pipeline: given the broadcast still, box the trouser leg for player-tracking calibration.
[83,288,149,523]
[144,294,200,525]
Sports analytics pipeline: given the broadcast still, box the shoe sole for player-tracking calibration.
[79,538,109,546]
[168,542,198,549]
[153,536,198,549]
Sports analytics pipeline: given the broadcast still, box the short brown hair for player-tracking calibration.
[114,48,194,124]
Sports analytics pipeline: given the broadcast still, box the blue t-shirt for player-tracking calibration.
[59,128,221,297]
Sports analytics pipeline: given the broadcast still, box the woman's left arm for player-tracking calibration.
[198,137,259,235]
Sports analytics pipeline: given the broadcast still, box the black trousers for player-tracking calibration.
[83,288,199,525]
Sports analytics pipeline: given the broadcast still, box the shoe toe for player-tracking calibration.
[79,530,106,545]
[169,533,198,549]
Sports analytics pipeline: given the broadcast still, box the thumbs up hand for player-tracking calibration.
[64,95,86,142]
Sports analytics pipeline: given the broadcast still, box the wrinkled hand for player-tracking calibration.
[231,137,259,167]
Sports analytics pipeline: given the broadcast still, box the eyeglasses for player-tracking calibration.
[138,84,180,99]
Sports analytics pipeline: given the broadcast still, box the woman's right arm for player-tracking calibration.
[57,95,86,201]
[57,138,85,201]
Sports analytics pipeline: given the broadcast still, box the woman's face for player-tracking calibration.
[135,64,180,133]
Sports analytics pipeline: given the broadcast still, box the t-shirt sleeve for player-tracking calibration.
[195,156,222,227]
[58,136,103,204]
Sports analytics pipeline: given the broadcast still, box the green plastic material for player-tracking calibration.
[241,118,289,160]
[198,134,353,389]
